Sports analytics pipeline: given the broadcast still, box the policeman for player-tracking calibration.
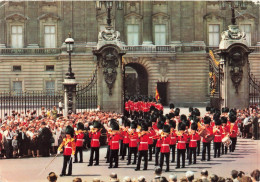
[58,125,76,176]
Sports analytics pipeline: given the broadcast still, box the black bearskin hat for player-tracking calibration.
[93,121,102,129]
[229,109,237,116]
[180,114,187,122]
[222,107,229,113]
[213,112,220,121]
[194,108,200,116]
[178,122,186,131]
[191,122,198,130]
[168,112,175,119]
[169,120,176,129]
[221,116,227,124]
[77,122,84,130]
[189,107,194,113]
[229,114,237,123]
[65,125,74,137]
[141,122,148,131]
[215,118,222,126]
[130,122,137,129]
[169,103,175,109]
[206,106,211,112]
[204,116,211,124]
[163,125,170,133]
[123,119,130,127]
[157,120,165,130]
[110,120,119,131]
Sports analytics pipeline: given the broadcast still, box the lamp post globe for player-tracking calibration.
[65,35,75,79]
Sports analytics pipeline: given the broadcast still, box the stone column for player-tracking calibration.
[142,1,153,45]
[86,2,98,45]
[257,5,260,46]
[26,1,39,48]
[63,79,77,116]
[0,2,6,47]
[115,8,124,44]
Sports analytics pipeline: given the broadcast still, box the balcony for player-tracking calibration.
[122,45,174,53]
[0,48,61,55]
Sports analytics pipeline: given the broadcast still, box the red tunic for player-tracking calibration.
[229,124,238,138]
[138,133,149,151]
[213,127,223,143]
[177,134,187,149]
[189,133,199,148]
[89,131,101,148]
[169,131,177,145]
[58,138,76,156]
[148,128,156,145]
[123,130,130,144]
[202,126,213,143]
[160,136,171,153]
[75,131,85,147]
[129,101,134,111]
[143,102,149,112]
[125,102,130,112]
[221,125,230,138]
[129,132,139,148]
[110,133,121,150]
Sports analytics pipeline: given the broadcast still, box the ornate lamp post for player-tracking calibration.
[65,34,75,79]
[105,1,113,27]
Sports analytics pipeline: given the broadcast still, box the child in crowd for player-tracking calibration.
[12,135,18,158]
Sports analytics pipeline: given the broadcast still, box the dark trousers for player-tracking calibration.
[106,145,110,162]
[61,155,72,175]
[214,142,221,158]
[177,149,185,168]
[189,147,196,164]
[197,141,201,156]
[202,142,211,161]
[155,147,161,165]
[221,143,228,154]
[170,145,176,162]
[119,140,123,156]
[74,146,83,162]
[89,147,99,165]
[109,149,119,167]
[160,152,170,170]
[148,144,153,160]
[121,143,129,159]
[229,137,237,152]
[136,150,148,170]
[152,140,157,153]
[128,147,137,164]
[41,142,50,157]
[186,143,190,159]
[4,140,13,158]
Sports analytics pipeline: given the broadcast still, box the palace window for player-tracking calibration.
[208,24,220,47]
[154,25,166,45]
[44,25,56,48]
[13,81,22,95]
[240,24,251,46]
[46,81,55,95]
[127,25,139,45]
[11,25,23,48]
[13,65,21,72]
[46,65,55,71]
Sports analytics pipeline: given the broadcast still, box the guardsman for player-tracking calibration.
[160,125,171,172]
[221,116,229,154]
[155,121,164,166]
[109,120,121,169]
[229,113,238,152]
[169,103,175,113]
[88,121,101,166]
[188,122,199,165]
[213,118,223,158]
[143,99,149,119]
[121,119,130,160]
[135,122,149,171]
[127,122,138,165]
[58,125,76,177]
[148,121,155,161]
[201,116,213,161]
[74,122,85,163]
[169,120,177,163]
[176,122,187,169]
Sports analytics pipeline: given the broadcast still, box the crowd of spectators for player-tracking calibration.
[46,168,260,182]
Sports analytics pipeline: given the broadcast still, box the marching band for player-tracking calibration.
[57,103,240,176]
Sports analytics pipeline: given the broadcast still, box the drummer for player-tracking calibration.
[201,116,213,161]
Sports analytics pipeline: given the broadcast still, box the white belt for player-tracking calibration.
[125,136,128,138]
[65,147,72,149]
[162,144,169,146]
[190,140,197,142]
[140,142,148,144]
[77,139,84,141]
[178,141,186,143]
[215,135,221,137]
[92,139,99,141]
[149,137,152,139]
[131,139,137,141]
[171,137,175,139]
[112,141,119,143]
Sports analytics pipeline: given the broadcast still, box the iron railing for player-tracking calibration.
[0,48,62,55]
[76,67,98,112]
[0,91,63,118]
[249,73,260,106]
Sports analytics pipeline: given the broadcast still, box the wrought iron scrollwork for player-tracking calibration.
[230,66,243,93]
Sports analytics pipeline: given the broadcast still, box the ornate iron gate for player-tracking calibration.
[209,50,221,109]
[0,91,63,118]
[76,66,98,112]
[249,73,260,107]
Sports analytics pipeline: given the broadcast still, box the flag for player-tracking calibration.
[155,86,160,102]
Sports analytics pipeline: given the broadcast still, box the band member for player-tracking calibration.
[189,122,199,165]
[135,123,149,171]
[88,121,101,166]
[58,125,76,176]
[169,103,175,113]
[221,116,229,154]
[213,118,223,158]
[74,122,85,163]
[176,122,187,169]
[160,125,171,172]
[127,122,138,165]
[201,116,213,161]
[109,120,121,168]
[229,114,238,152]
[148,122,156,161]
[105,128,112,163]
[169,120,177,163]
[121,119,130,160]
[155,121,164,166]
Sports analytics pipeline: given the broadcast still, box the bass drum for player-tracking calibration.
[222,136,232,147]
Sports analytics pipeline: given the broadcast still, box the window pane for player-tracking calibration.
[11,25,23,48]
[44,26,56,48]
[127,25,139,45]
[155,25,166,45]
[46,81,55,95]
[209,25,219,46]
[13,81,22,95]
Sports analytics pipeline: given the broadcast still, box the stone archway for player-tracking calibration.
[125,63,148,96]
